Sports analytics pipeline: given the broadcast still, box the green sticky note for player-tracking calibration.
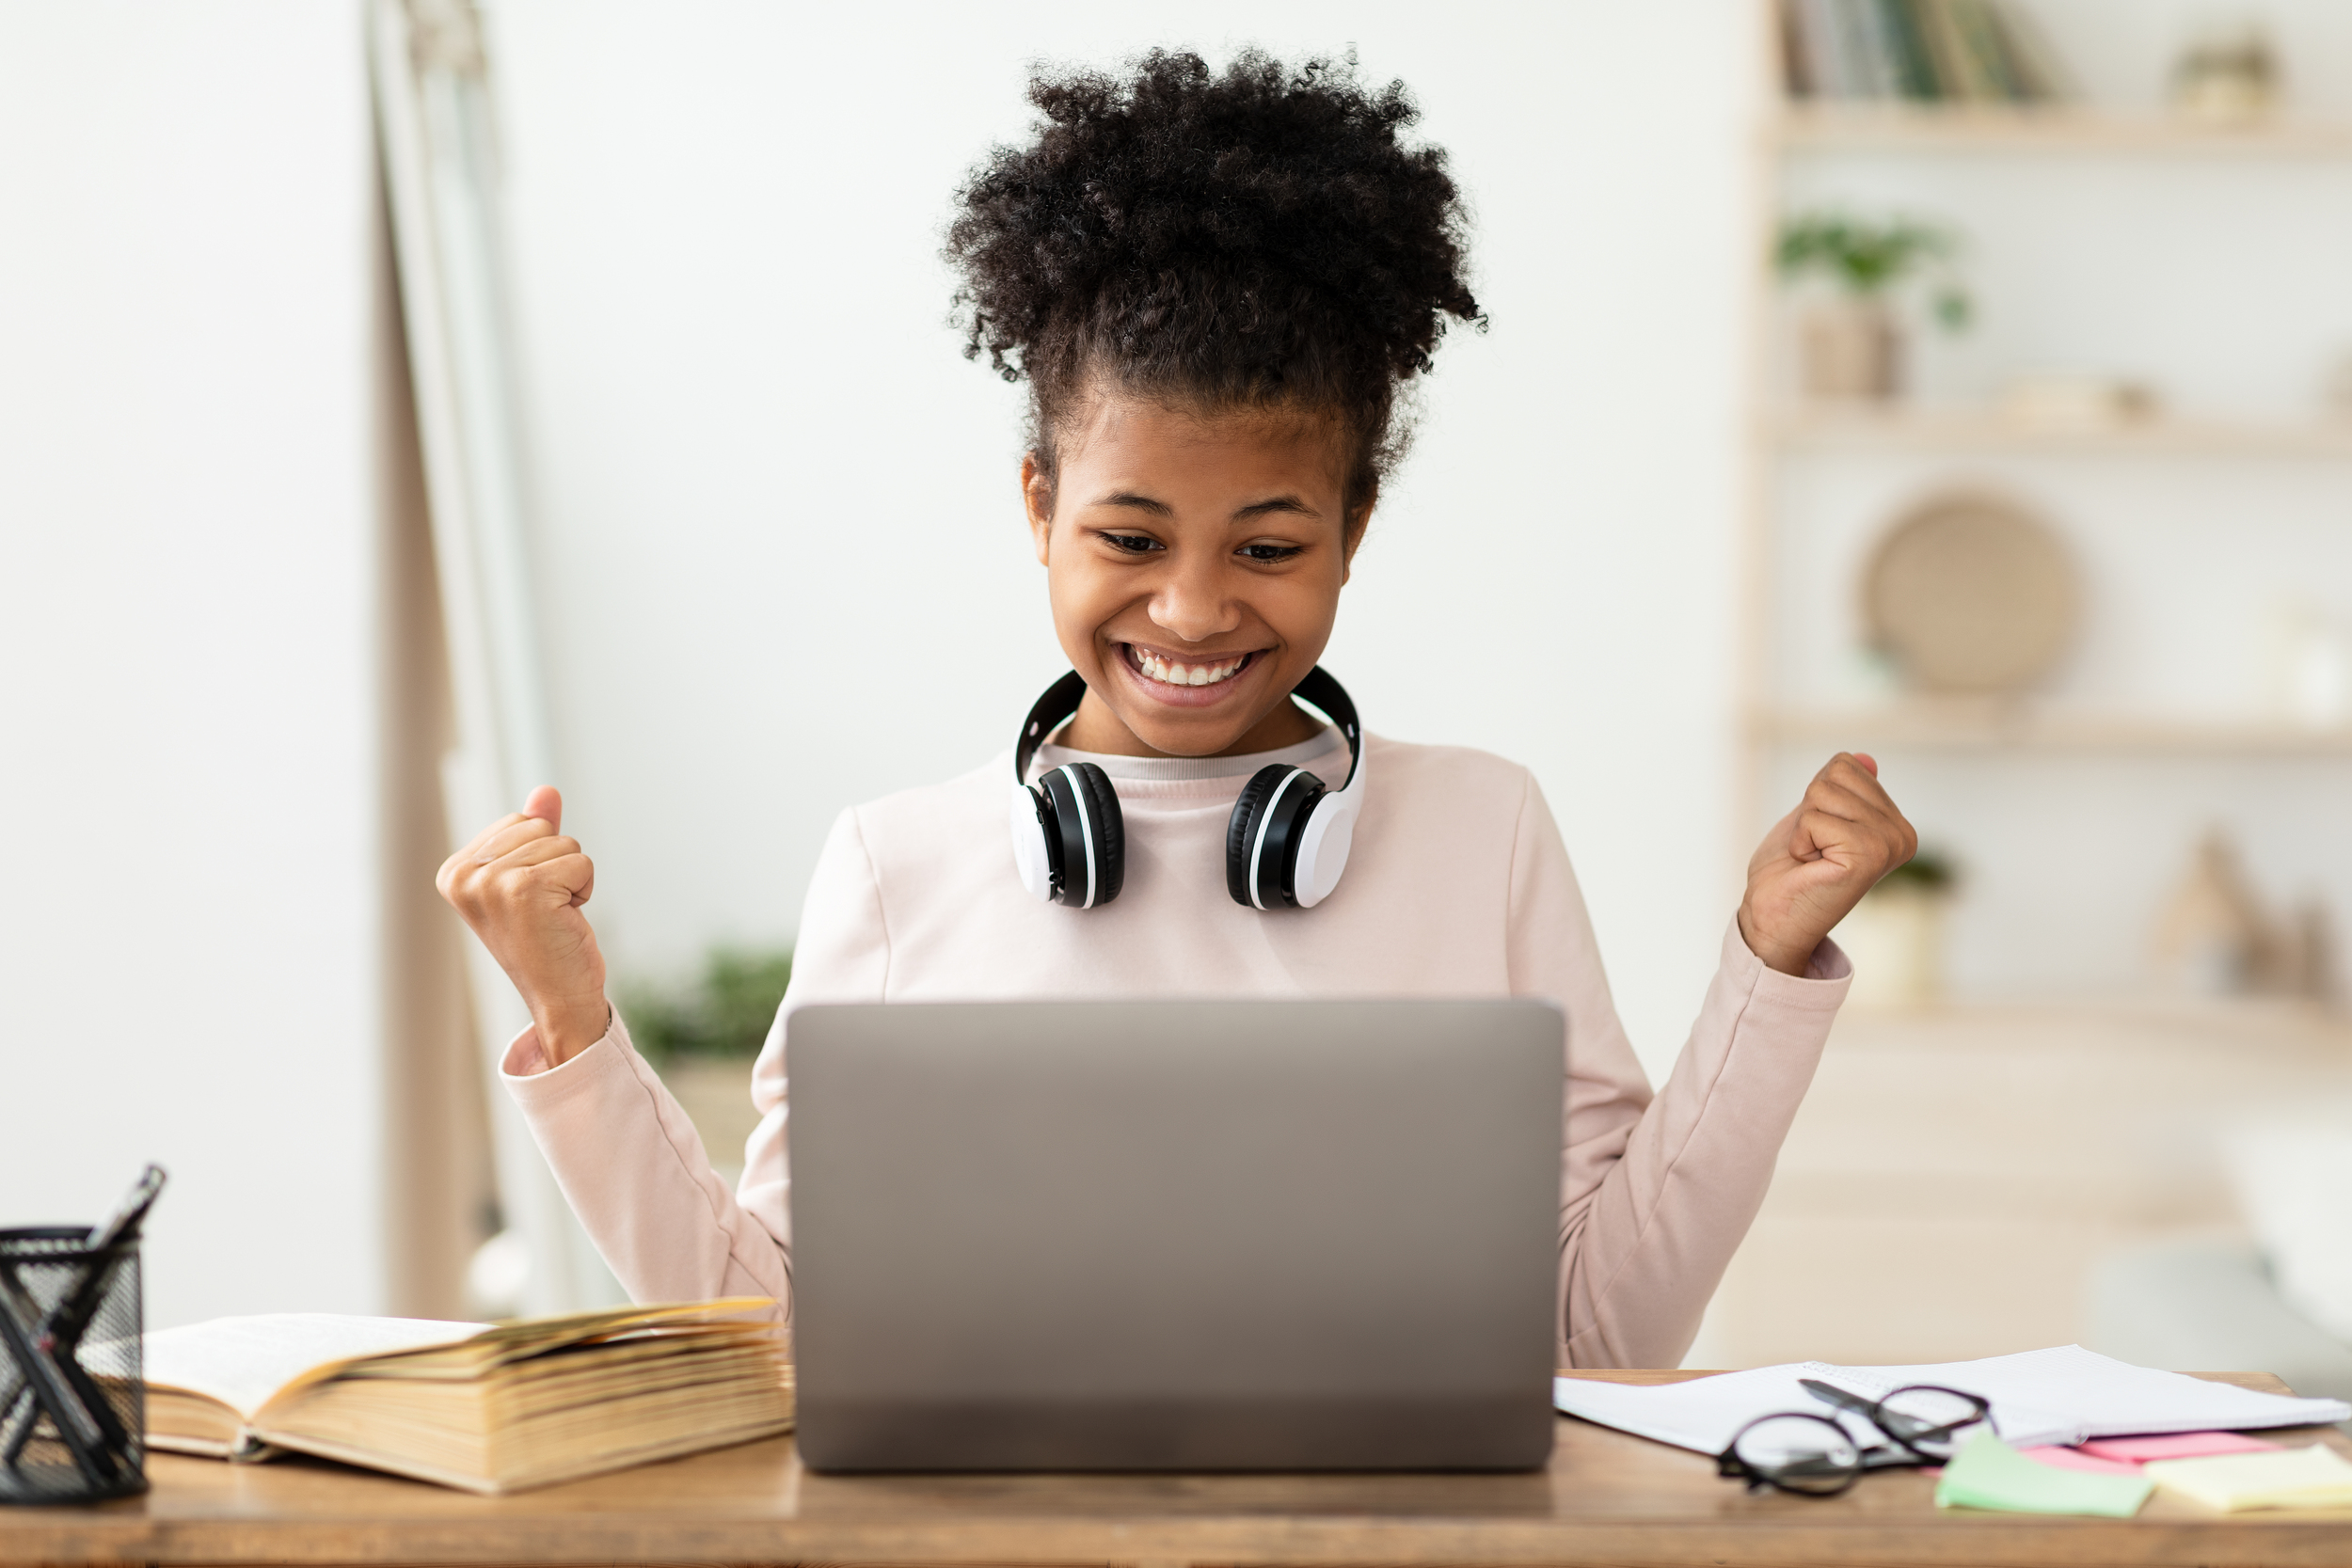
[1935,1433,2153,1517]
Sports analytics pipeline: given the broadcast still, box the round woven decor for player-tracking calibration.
[1862,491,2080,694]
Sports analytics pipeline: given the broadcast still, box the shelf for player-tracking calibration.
[1753,705,2352,755]
[1830,995,2352,1035]
[1773,104,2352,157]
[1770,407,2352,459]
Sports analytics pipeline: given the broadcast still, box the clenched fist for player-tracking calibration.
[437,784,611,1066]
[1738,752,1918,976]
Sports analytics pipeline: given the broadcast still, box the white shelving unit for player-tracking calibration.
[1710,7,2352,1368]
[1754,705,2352,756]
[1773,406,2352,459]
[1776,103,2352,156]
[1742,3,2352,1007]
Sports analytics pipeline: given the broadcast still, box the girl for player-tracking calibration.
[439,51,1913,1370]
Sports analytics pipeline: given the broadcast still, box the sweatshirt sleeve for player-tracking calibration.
[499,807,892,1333]
[1503,771,1851,1370]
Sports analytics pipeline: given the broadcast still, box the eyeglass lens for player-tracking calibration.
[1730,1414,1862,1496]
[1874,1385,1990,1459]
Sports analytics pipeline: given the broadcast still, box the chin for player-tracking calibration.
[1118,713,1255,758]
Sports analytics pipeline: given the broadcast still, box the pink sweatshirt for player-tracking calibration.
[502,730,1850,1369]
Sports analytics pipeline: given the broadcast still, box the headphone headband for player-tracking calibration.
[1283,666,1362,795]
[1012,669,1092,784]
[1010,666,1361,786]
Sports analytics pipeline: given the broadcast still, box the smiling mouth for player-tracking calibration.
[1125,643,1258,689]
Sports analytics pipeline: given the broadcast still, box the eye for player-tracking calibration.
[1099,531,1163,555]
[1238,542,1307,563]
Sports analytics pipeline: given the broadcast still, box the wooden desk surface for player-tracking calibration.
[5,1371,2349,1567]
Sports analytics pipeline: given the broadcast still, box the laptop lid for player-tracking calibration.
[788,998,1563,1471]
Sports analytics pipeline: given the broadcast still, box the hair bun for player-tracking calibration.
[946,49,1484,516]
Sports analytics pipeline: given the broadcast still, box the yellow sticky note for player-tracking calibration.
[2144,1444,2352,1513]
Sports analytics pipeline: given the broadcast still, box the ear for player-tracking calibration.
[1340,492,1375,584]
[1022,451,1054,565]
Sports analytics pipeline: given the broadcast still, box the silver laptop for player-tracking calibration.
[787,999,1563,1472]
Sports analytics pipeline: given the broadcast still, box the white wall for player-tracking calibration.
[485,0,1763,1081]
[0,2,385,1326]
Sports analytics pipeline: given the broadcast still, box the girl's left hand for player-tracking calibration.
[1738,752,1918,976]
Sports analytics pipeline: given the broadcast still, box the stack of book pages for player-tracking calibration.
[142,1299,792,1495]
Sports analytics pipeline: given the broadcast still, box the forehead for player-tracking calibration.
[1061,395,1347,499]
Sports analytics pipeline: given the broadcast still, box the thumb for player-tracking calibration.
[523,784,564,832]
[1851,752,1880,778]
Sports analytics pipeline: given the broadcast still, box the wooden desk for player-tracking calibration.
[5,1371,2348,1566]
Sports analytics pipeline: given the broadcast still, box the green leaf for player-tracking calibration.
[618,945,794,1064]
[1777,211,1963,306]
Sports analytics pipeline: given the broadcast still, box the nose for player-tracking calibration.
[1147,552,1242,645]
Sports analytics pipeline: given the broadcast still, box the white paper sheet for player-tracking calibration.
[1553,1345,2351,1457]
[1820,1345,2352,1440]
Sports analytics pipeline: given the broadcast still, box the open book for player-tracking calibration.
[142,1299,793,1495]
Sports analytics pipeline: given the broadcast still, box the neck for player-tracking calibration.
[1062,690,1322,758]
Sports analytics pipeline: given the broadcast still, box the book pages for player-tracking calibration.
[142,1315,487,1420]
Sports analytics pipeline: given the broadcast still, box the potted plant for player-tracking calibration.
[621,946,794,1171]
[1776,214,1972,402]
[1836,848,1959,1008]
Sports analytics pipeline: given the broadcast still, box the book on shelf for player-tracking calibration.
[1780,0,2074,105]
[140,1298,794,1496]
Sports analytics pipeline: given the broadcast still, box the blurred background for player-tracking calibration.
[3,0,2347,1392]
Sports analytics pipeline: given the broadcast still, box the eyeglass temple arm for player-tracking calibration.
[1799,1378,1877,1418]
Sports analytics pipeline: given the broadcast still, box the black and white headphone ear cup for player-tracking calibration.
[1008,782,1058,903]
[1025,761,1124,909]
[1066,761,1124,905]
[1225,764,1327,910]
[1225,766,1287,907]
[1289,788,1357,909]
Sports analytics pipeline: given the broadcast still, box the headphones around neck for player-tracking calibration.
[1009,667,1366,911]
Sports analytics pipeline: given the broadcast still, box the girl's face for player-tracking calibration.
[1025,395,1362,758]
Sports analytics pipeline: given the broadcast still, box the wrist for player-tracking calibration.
[534,997,612,1066]
[1737,901,1817,978]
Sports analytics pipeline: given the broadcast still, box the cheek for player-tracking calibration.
[1269,558,1347,641]
[1041,541,1119,656]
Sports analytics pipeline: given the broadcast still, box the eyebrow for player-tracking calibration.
[1233,494,1321,522]
[1089,490,1174,516]
[1083,490,1324,522]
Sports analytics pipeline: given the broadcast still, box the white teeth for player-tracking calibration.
[1135,648,1245,687]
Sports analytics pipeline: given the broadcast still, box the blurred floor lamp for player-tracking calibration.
[371,0,621,1315]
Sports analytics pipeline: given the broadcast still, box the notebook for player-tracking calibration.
[1553,1345,2350,1459]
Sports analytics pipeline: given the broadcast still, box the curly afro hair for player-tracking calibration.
[946,48,1484,527]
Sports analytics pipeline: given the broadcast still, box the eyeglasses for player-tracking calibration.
[1716,1380,1994,1497]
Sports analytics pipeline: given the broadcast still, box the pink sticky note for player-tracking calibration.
[2076,1432,2281,1465]
[2020,1446,2145,1477]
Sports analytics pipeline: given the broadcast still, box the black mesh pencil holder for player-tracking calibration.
[0,1226,146,1504]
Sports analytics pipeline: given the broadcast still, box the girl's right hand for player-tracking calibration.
[437,785,612,1067]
